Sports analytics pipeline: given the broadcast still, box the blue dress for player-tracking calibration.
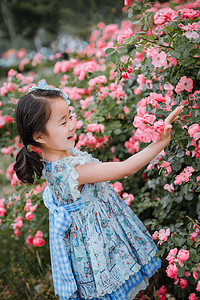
[43,148,161,300]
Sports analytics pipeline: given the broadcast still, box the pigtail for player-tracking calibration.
[14,146,43,184]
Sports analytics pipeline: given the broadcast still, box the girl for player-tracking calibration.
[14,81,183,300]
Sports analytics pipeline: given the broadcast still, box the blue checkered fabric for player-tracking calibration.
[66,256,161,300]
[43,186,84,299]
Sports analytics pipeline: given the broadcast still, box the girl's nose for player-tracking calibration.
[69,119,76,130]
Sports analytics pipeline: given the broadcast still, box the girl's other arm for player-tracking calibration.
[75,106,183,185]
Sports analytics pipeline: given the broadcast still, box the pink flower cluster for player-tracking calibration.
[86,123,104,133]
[11,216,23,236]
[121,66,133,81]
[125,130,140,154]
[152,228,170,243]
[164,183,174,193]
[189,225,199,242]
[88,75,107,88]
[110,182,123,194]
[1,146,13,155]
[179,21,200,40]
[186,121,200,158]
[146,47,177,69]
[74,61,100,80]
[26,230,45,247]
[54,58,78,74]
[122,192,134,206]
[155,285,167,300]
[76,132,109,149]
[133,93,167,143]
[174,166,195,185]
[158,161,172,176]
[0,198,6,217]
[117,28,134,45]
[6,162,21,186]
[24,198,37,221]
[154,8,177,25]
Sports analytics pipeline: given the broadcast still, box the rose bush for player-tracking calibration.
[0,0,200,298]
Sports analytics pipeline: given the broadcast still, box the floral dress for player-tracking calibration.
[43,148,161,300]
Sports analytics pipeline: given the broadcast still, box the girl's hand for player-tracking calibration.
[160,106,184,143]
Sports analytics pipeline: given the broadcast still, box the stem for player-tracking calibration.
[147,17,155,41]
[186,215,200,229]
[140,37,174,50]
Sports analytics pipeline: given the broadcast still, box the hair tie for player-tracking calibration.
[27,80,70,105]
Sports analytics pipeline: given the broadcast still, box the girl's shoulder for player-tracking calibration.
[43,148,100,174]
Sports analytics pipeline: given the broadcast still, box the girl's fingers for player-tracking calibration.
[165,106,183,125]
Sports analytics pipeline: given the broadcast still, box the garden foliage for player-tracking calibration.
[0,0,200,299]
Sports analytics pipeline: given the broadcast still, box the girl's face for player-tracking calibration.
[39,98,76,160]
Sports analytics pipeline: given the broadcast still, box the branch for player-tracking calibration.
[186,215,200,230]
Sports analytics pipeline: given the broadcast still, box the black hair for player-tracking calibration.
[14,89,62,184]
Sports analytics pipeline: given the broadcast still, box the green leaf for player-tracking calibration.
[155,248,165,258]
[105,48,116,56]
[173,237,185,247]
[118,47,128,54]
[171,51,181,59]
[185,193,194,201]
[178,267,186,277]
[171,160,182,172]
[184,156,192,165]
[110,53,121,65]
[189,249,199,263]
[130,49,136,59]
[114,128,121,135]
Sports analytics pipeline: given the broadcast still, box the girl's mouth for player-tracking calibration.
[67,134,76,140]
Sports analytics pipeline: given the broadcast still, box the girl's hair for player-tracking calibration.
[14,89,62,184]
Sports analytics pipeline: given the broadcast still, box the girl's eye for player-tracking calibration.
[61,121,67,125]
[69,116,73,120]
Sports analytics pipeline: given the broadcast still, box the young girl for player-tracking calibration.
[14,82,183,300]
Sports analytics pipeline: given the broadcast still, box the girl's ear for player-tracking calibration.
[33,132,45,144]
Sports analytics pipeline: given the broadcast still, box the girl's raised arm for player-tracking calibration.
[75,106,183,186]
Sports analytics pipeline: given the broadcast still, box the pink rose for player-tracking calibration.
[193,271,198,280]
[54,61,62,73]
[154,119,165,134]
[166,248,178,262]
[175,76,193,93]
[188,124,200,137]
[124,0,131,6]
[152,231,158,240]
[179,278,188,289]
[110,182,123,194]
[159,285,167,295]
[159,228,170,241]
[189,293,197,300]
[33,237,45,247]
[26,235,34,245]
[35,230,43,238]
[25,212,34,220]
[142,113,156,124]
[196,280,200,292]
[177,249,189,262]
[166,263,178,279]
[0,206,6,216]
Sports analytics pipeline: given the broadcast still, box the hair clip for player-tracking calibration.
[28,80,70,105]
